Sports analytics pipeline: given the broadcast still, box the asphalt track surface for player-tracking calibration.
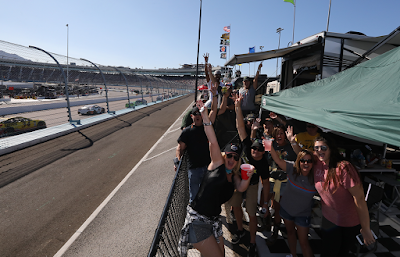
[0,94,194,257]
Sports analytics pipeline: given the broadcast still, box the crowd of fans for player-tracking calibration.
[175,54,375,257]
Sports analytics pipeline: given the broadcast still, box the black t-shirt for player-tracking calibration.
[191,164,234,217]
[242,136,270,185]
[178,124,211,169]
[272,141,297,163]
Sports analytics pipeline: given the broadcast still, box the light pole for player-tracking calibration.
[276,27,284,76]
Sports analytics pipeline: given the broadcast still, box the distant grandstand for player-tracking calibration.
[0,40,205,98]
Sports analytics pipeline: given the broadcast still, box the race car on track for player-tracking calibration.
[78,105,105,115]
[134,99,147,106]
[0,117,46,136]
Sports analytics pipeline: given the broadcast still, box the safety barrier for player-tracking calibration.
[147,153,190,257]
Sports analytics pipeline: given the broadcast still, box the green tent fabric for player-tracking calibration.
[261,46,400,147]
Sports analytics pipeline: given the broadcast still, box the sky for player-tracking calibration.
[1,0,399,77]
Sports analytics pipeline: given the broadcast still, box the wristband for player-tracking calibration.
[203,121,212,126]
[291,142,297,146]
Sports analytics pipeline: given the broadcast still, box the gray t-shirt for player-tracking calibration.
[239,86,256,111]
[280,162,317,217]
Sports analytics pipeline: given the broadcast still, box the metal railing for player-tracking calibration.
[148,153,190,257]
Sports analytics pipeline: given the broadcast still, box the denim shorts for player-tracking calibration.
[279,206,311,228]
[188,220,213,243]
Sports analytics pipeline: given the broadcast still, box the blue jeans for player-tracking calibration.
[188,166,207,202]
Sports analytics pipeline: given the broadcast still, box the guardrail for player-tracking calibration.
[147,153,190,257]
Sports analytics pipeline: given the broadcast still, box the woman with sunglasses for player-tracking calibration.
[268,131,316,257]
[313,135,375,257]
[179,98,254,257]
[268,125,302,242]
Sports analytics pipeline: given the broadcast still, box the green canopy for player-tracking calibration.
[261,46,400,147]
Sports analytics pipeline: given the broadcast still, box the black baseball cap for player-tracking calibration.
[223,143,242,155]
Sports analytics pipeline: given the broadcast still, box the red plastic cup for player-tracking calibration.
[241,164,254,180]
[263,138,272,152]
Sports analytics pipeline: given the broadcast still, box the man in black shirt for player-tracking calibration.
[175,81,222,202]
[229,95,270,257]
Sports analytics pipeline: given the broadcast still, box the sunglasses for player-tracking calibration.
[193,112,201,116]
[314,145,328,151]
[226,153,240,161]
[300,159,313,164]
[251,147,264,152]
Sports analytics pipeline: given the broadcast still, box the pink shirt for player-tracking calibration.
[314,160,361,227]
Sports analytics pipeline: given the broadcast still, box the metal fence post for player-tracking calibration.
[112,66,132,108]
[29,45,80,125]
[80,58,115,114]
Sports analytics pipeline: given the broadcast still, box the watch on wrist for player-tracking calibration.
[203,121,212,126]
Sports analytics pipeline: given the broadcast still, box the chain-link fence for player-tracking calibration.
[147,153,190,257]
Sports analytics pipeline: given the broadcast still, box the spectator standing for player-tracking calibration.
[204,53,224,107]
[269,132,316,257]
[239,62,262,116]
[295,123,320,151]
[231,94,271,257]
[179,99,253,257]
[263,117,275,139]
[175,83,220,202]
[268,125,301,243]
[313,135,375,257]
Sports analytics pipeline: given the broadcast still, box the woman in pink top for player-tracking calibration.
[313,135,375,256]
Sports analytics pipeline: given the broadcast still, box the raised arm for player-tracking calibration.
[233,94,247,141]
[207,64,217,85]
[250,118,262,141]
[285,125,301,155]
[196,99,224,170]
[268,143,287,171]
[269,111,287,127]
[208,82,219,123]
[252,62,262,90]
[217,84,231,116]
[204,53,210,83]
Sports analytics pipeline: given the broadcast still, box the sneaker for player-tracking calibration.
[231,229,245,244]
[266,224,279,246]
[266,232,278,246]
[269,207,275,217]
[248,243,257,257]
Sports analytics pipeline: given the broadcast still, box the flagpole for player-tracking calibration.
[292,0,296,45]
[229,24,231,60]
[326,0,332,32]
[194,0,202,102]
